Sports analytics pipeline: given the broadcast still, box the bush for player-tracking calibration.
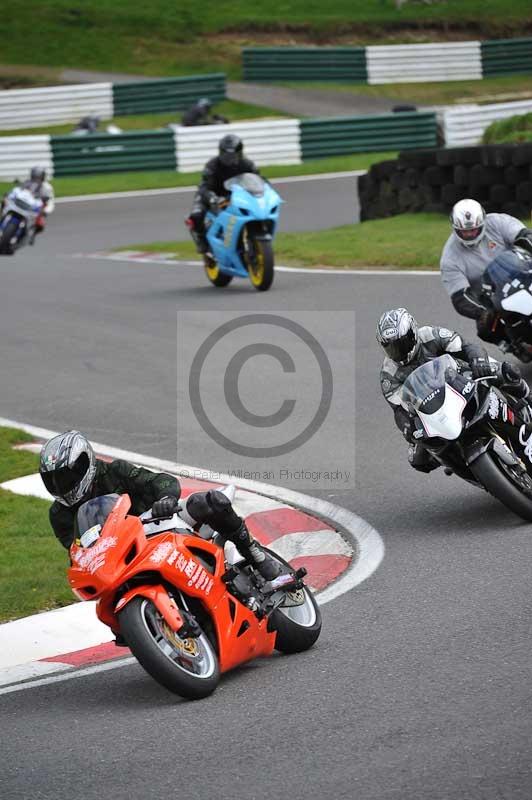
[483,113,532,145]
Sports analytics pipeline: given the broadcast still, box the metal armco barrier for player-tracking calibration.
[300,113,438,159]
[366,42,482,84]
[481,38,532,76]
[175,119,302,172]
[243,38,532,83]
[444,98,532,146]
[0,136,53,181]
[242,47,367,82]
[112,74,226,116]
[50,131,177,176]
[0,83,113,130]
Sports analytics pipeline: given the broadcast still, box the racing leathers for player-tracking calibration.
[380,325,531,472]
[49,458,278,579]
[440,213,532,342]
[188,156,259,253]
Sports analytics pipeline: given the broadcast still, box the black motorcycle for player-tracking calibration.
[482,248,532,362]
[401,354,532,520]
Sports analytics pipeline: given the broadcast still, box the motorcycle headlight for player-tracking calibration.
[238,207,250,216]
[270,205,278,214]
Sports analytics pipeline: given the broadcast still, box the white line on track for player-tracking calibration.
[0,658,137,696]
[55,170,365,204]
[79,250,439,277]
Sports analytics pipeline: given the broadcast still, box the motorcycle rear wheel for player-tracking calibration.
[204,255,232,287]
[0,220,19,254]
[469,450,532,521]
[119,597,220,699]
[263,548,322,654]
[245,238,274,292]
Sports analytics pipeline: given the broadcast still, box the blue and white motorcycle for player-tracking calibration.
[203,173,282,291]
[0,184,43,255]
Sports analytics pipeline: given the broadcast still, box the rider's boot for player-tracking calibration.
[184,490,282,580]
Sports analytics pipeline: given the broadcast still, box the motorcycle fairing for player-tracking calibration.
[418,384,467,440]
[501,289,532,316]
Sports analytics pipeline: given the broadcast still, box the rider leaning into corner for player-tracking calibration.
[440,199,532,348]
[1,166,55,243]
[186,134,260,256]
[377,307,532,473]
[39,430,281,582]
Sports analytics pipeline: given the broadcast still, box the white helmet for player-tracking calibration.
[451,199,486,248]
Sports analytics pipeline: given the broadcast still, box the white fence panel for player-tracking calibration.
[444,98,532,146]
[0,83,113,130]
[366,42,482,84]
[175,119,302,172]
[0,136,53,181]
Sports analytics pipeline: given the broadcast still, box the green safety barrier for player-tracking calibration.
[242,47,367,82]
[112,74,226,116]
[481,38,532,76]
[51,131,177,176]
[300,113,438,159]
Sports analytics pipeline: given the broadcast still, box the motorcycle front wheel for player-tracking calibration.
[245,237,274,292]
[0,220,20,254]
[119,597,220,699]
[470,450,532,521]
[204,255,232,287]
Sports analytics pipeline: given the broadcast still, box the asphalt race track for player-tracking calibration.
[1,173,532,800]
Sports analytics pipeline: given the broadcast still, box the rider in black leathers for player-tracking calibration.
[39,430,280,581]
[187,134,259,254]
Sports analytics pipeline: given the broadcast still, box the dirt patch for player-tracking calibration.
[208,20,532,46]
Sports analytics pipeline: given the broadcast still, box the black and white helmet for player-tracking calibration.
[376,308,420,365]
[451,198,486,248]
[30,166,46,183]
[39,431,97,507]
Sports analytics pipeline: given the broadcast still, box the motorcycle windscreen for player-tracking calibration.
[501,288,532,315]
[417,385,466,440]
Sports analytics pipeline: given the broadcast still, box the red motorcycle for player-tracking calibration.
[68,492,321,699]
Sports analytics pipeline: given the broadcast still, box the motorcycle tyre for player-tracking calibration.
[469,450,532,521]
[119,597,220,699]
[246,238,274,292]
[204,255,232,287]
[0,220,19,255]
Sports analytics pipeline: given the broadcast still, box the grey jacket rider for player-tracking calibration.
[440,213,532,320]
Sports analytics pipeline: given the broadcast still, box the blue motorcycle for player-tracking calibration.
[203,173,282,292]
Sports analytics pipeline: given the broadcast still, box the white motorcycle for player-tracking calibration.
[401,354,532,521]
[0,184,44,255]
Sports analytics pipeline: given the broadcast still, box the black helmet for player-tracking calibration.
[376,308,420,366]
[219,134,243,167]
[30,166,46,182]
[39,431,97,507]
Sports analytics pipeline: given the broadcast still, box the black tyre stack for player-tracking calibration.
[359,144,532,222]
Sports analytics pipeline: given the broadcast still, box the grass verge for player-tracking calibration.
[1,2,530,78]
[0,99,289,138]
[123,211,530,270]
[0,427,73,623]
[279,74,532,107]
[0,151,396,198]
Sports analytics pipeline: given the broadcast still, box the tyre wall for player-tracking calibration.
[359,144,532,222]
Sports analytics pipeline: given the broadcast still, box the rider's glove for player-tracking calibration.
[151,496,179,518]
[207,191,219,210]
[471,356,493,379]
